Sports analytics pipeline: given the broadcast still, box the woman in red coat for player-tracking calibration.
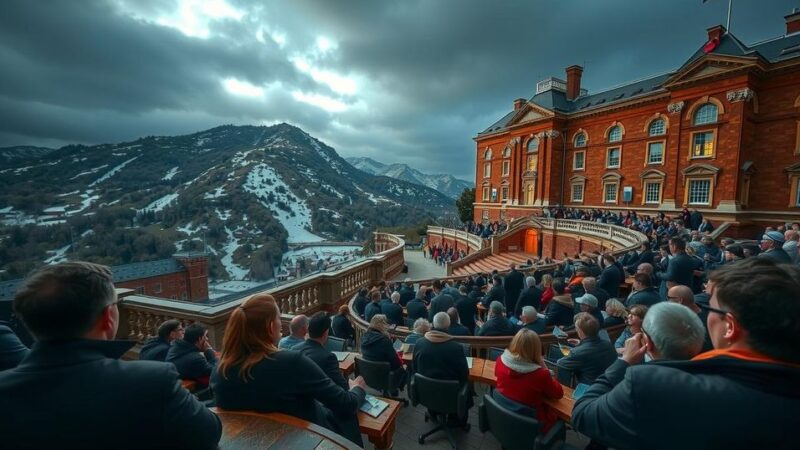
[494,328,563,432]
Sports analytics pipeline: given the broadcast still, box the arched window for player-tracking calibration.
[484,149,492,160]
[502,146,512,158]
[693,103,718,126]
[574,132,587,148]
[648,118,666,136]
[608,125,622,143]
[527,137,539,153]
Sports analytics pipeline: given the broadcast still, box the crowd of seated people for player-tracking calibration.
[2,216,799,449]
[461,219,508,238]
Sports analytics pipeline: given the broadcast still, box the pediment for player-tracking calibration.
[601,172,623,181]
[640,169,666,180]
[682,163,720,177]
[664,55,765,89]
[507,103,555,127]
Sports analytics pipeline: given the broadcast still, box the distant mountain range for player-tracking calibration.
[0,124,455,281]
[346,156,473,199]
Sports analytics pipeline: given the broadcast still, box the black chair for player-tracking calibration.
[488,347,504,361]
[409,373,470,449]
[546,344,565,363]
[325,336,347,352]
[478,393,566,450]
[555,363,576,388]
[354,356,408,406]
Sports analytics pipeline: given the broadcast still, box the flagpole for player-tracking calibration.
[726,0,732,32]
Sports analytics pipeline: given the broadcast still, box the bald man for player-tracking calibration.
[667,285,712,352]
[279,315,309,349]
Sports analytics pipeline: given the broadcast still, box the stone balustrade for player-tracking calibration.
[117,233,405,350]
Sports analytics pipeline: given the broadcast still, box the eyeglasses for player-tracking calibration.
[697,302,730,316]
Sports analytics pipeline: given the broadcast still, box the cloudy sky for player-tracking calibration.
[1,0,797,179]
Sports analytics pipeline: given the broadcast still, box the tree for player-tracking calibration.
[455,187,476,222]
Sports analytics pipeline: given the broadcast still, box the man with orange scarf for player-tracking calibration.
[572,258,800,450]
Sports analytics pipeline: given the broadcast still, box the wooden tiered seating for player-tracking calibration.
[452,251,540,276]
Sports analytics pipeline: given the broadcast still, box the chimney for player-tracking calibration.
[707,25,726,42]
[513,98,526,110]
[787,9,800,35]
[565,65,583,101]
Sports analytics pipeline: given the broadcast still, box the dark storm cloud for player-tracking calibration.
[0,0,794,178]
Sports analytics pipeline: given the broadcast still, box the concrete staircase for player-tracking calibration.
[452,251,538,276]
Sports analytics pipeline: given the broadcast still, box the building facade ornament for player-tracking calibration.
[726,88,754,103]
[667,101,685,114]
[535,131,548,139]
[545,130,561,138]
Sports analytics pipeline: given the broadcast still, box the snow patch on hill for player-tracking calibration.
[139,193,179,213]
[89,156,139,186]
[244,163,324,243]
[162,166,180,181]
[221,227,249,280]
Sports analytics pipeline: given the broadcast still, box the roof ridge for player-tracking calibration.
[576,70,673,99]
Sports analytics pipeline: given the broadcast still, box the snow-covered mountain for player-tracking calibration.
[0,124,455,281]
[346,156,473,199]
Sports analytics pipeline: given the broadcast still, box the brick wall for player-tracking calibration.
[117,272,190,301]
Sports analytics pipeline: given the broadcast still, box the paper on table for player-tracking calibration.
[332,351,349,362]
[360,395,389,418]
[466,357,473,369]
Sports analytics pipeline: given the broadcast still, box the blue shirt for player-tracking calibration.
[278,335,305,350]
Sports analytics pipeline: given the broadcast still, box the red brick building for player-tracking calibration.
[474,14,800,236]
[114,253,210,301]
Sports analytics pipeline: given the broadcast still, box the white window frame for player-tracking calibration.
[571,183,584,203]
[648,119,666,136]
[604,182,618,204]
[482,186,490,201]
[527,154,537,172]
[574,133,587,148]
[573,150,585,171]
[483,162,491,178]
[501,186,509,201]
[606,147,621,169]
[647,141,664,165]
[502,160,510,176]
[691,131,715,159]
[687,179,712,205]
[527,138,539,153]
[608,126,622,143]
[644,181,662,204]
[693,103,718,126]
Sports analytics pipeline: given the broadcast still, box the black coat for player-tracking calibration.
[658,252,696,288]
[514,286,543,318]
[382,302,405,326]
[503,269,525,312]
[447,323,471,336]
[406,299,428,324]
[412,332,468,384]
[477,317,518,336]
[360,329,402,371]
[294,339,350,391]
[455,295,478,335]
[557,336,617,385]
[520,318,547,334]
[0,324,29,371]
[398,286,416,306]
[760,248,792,264]
[545,296,575,328]
[331,314,355,341]
[139,336,170,362]
[165,339,217,382]
[211,349,365,446]
[573,356,800,450]
[625,287,662,308]
[0,339,221,449]
[597,264,623,298]
[353,294,369,318]
[364,301,382,323]
[428,293,454,321]
[481,285,506,308]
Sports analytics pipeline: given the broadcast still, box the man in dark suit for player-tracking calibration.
[139,319,183,362]
[624,242,654,274]
[166,323,218,386]
[626,273,662,308]
[658,237,696,289]
[353,288,369,318]
[406,289,429,327]
[557,313,617,385]
[0,262,221,449]
[503,264,525,313]
[481,275,506,308]
[0,321,29,371]
[413,311,471,421]
[446,308,471,336]
[573,277,610,312]
[364,289,383,323]
[294,312,350,391]
[455,285,478,335]
[382,292,405,326]
[428,280,454,321]
[759,231,792,263]
[514,276,542,319]
[597,254,623,298]
[398,279,416,306]
[519,306,546,334]
[476,301,518,336]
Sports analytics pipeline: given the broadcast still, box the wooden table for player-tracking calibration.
[358,397,401,450]
[338,352,356,377]
[212,408,361,449]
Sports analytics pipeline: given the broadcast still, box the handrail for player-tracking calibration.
[117,233,405,349]
[345,291,626,356]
